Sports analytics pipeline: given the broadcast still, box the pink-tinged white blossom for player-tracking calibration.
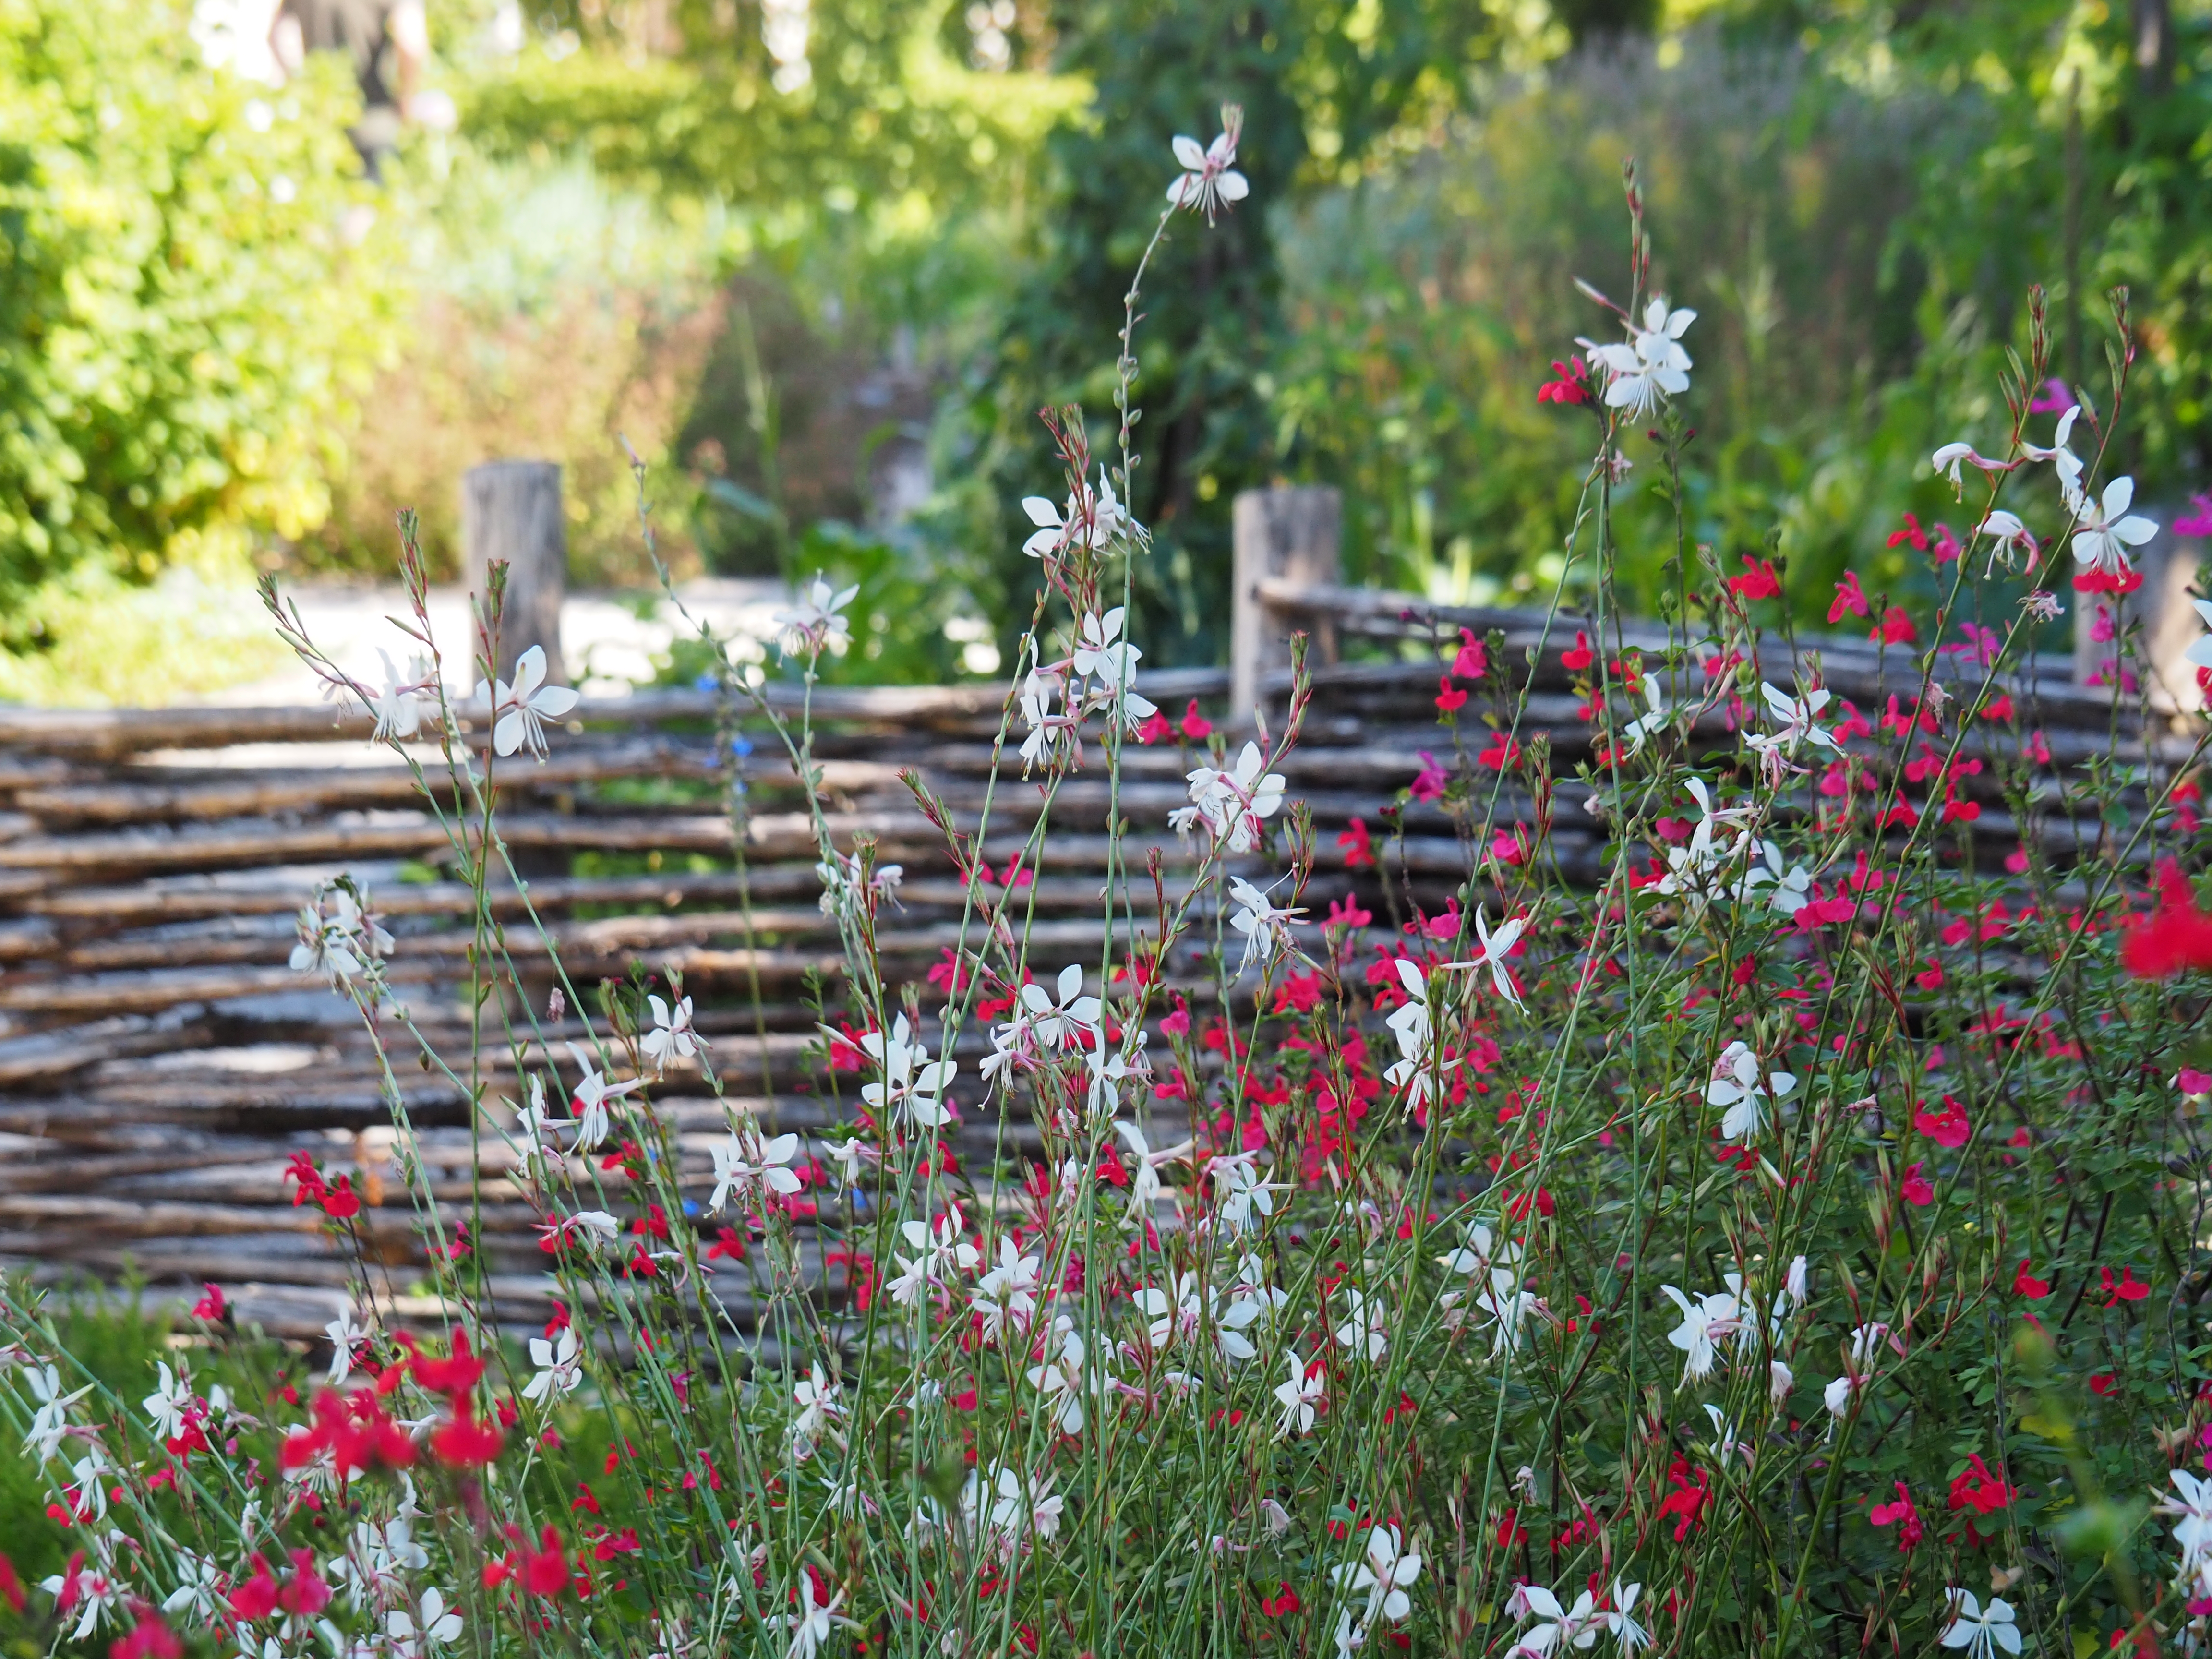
[1661,1283,1743,1382]
[1938,1588,2020,1657]
[475,644,580,759]
[1166,108,1249,221]
[1579,298,1695,417]
[2070,475,2158,579]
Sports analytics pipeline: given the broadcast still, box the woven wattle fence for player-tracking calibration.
[0,591,2176,1341]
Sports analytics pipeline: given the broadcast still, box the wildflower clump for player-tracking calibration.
[4,144,2212,1659]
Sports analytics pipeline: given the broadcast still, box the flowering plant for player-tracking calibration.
[7,143,2212,1659]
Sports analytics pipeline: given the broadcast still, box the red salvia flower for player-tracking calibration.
[2101,1266,2150,1307]
[412,1332,485,1399]
[1868,1482,1923,1550]
[1726,556,1782,600]
[1828,571,1869,622]
[2121,866,2212,978]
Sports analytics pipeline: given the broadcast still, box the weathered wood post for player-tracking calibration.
[1230,485,1341,728]
[462,460,567,690]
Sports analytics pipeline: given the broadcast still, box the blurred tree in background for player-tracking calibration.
[11,0,2212,696]
[0,0,402,658]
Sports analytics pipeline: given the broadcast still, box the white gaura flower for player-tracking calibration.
[1738,840,1814,916]
[366,648,427,742]
[1704,1403,1754,1467]
[39,1552,120,1640]
[326,1517,427,1609]
[1113,1119,1190,1216]
[1072,606,1139,684]
[386,1588,463,1658]
[142,1362,192,1440]
[1932,441,2002,492]
[1334,1287,1388,1363]
[789,1364,844,1455]
[1660,1284,1742,1382]
[1020,469,1126,559]
[1443,905,1525,1010]
[1020,965,1101,1050]
[539,1208,622,1253]
[1166,112,1250,221]
[1382,958,1437,1109]
[565,1043,645,1151]
[786,1571,843,1659]
[1510,1582,1605,1654]
[1333,1523,1422,1625]
[163,1550,226,1622]
[1438,1222,1521,1282]
[325,1311,370,1385]
[1757,682,1840,761]
[709,1128,803,1214]
[1706,1041,1795,1142]
[1785,1254,1810,1305]
[1273,1348,1324,1437]
[1768,1360,1795,1404]
[971,1237,1043,1342]
[2160,1468,2212,1567]
[1975,510,2036,572]
[1474,1263,1541,1358]
[2183,598,2212,675]
[2071,475,2159,581]
[771,575,858,660]
[1025,1320,1090,1436]
[1938,1588,2021,1657]
[1227,876,1308,975]
[289,882,394,986]
[1180,740,1287,853]
[641,995,700,1075]
[480,644,580,760]
[2023,405,2085,510]
[1210,1152,1284,1233]
[1580,298,1696,418]
[1608,1582,1651,1652]
[1621,675,1670,756]
[1822,1373,1855,1416]
[857,1014,957,1130]
[1017,668,1070,772]
[521,1326,581,1405]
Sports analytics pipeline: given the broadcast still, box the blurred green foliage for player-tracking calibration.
[16,0,2212,692]
[933,0,2212,656]
[0,0,404,642]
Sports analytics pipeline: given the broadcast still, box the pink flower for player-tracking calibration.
[1452,627,1488,680]
[1410,753,1447,802]
[1728,556,1782,600]
[1913,1097,1971,1149]
[2100,1266,2150,1306]
[1868,1482,1923,1550]
[1899,1162,1934,1206]
[1869,606,1917,646]
[1828,572,1869,623]
[2029,377,2074,413]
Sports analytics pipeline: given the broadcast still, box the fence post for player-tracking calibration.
[1230,485,1341,727]
[463,460,567,691]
